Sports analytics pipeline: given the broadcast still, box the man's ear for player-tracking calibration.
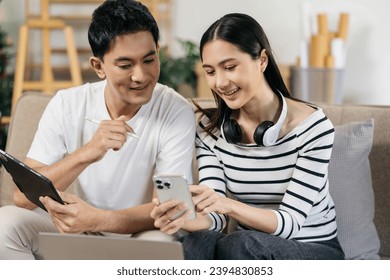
[260,49,268,72]
[89,56,106,79]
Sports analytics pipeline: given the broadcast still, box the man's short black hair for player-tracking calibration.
[88,0,160,60]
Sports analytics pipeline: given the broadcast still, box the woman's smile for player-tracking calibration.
[220,87,240,97]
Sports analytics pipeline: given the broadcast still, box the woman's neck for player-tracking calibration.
[238,89,280,124]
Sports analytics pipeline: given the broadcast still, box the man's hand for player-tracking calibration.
[39,191,101,234]
[82,115,134,162]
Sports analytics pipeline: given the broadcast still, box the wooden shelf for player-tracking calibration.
[1,116,10,126]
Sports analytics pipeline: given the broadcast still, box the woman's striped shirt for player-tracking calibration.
[196,108,338,242]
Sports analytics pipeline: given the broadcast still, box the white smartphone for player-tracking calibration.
[153,174,196,220]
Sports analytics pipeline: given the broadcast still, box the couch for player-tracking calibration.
[0,92,389,260]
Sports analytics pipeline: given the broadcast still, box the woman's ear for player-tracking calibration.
[89,56,106,79]
[260,49,268,72]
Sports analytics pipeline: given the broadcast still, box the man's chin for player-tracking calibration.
[127,93,153,106]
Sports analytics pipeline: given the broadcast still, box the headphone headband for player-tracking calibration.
[261,90,287,146]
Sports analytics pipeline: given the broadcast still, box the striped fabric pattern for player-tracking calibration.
[196,108,338,242]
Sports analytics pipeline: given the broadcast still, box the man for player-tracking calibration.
[0,0,195,259]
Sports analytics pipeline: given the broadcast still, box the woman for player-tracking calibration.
[151,13,345,260]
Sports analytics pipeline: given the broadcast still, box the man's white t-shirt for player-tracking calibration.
[27,80,196,210]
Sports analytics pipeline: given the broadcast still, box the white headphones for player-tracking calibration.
[221,90,287,147]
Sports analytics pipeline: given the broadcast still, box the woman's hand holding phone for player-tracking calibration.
[151,175,196,234]
[151,197,194,235]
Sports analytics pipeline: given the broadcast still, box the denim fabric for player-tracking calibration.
[179,230,345,260]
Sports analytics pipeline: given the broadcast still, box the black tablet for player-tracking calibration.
[0,149,64,211]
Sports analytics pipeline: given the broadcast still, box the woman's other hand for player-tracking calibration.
[150,197,193,235]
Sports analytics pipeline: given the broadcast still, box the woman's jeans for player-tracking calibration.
[179,230,345,260]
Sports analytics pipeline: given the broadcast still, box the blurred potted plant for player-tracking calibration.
[0,27,13,117]
[0,0,14,149]
[158,39,200,98]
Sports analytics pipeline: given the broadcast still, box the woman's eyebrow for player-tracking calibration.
[202,58,236,68]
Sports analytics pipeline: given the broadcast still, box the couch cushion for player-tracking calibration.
[0,92,53,206]
[322,104,390,258]
[329,119,380,259]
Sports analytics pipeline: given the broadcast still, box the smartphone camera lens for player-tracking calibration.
[156,179,162,184]
[157,185,164,189]
[164,182,171,189]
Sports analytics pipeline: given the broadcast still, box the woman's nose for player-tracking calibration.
[215,72,230,90]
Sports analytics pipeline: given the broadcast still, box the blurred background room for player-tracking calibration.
[0,0,389,145]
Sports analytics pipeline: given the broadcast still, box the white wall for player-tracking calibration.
[1,0,389,105]
[171,0,390,105]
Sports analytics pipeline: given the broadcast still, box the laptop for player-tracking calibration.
[38,232,185,260]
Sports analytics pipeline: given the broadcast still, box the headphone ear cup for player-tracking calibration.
[223,119,242,144]
[253,121,274,146]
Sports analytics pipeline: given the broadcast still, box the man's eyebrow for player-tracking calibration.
[143,50,157,58]
[202,58,236,68]
[114,50,157,62]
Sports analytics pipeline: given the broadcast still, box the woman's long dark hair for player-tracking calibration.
[194,13,292,135]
